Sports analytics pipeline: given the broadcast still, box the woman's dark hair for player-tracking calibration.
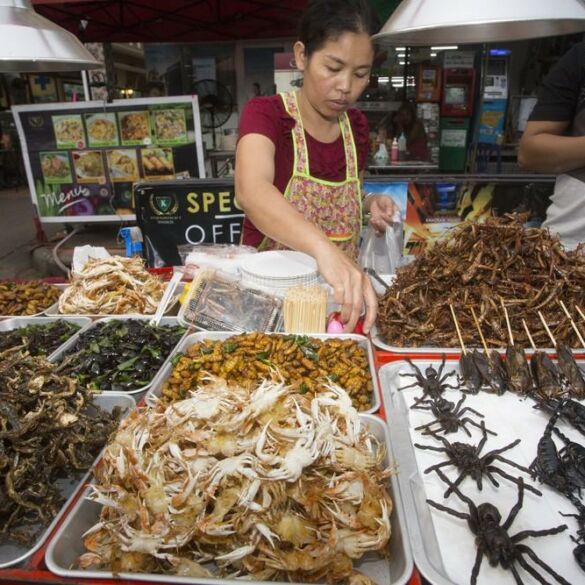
[298,0,379,58]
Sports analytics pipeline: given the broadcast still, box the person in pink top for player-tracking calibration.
[236,0,396,334]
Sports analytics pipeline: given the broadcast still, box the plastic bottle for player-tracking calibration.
[374,142,389,166]
[391,138,399,163]
[398,132,407,161]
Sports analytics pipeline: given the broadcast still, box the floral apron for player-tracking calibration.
[259,91,362,259]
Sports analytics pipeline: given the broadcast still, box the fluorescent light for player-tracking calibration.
[378,76,390,82]
[431,46,459,50]
[395,47,406,51]
[399,61,406,65]
[397,53,406,58]
[430,52,437,57]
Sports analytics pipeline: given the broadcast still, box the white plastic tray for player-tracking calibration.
[0,392,135,569]
[45,414,413,585]
[380,359,585,585]
[147,331,381,414]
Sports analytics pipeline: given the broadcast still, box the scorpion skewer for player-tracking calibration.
[451,304,482,394]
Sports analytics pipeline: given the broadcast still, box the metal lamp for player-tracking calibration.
[0,0,99,71]
[373,0,585,45]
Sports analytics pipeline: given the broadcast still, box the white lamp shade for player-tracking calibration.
[0,0,100,71]
[373,0,585,46]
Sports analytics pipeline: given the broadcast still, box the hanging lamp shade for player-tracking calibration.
[373,0,585,46]
[0,0,100,72]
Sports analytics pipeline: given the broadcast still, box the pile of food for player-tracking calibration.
[78,378,392,582]
[0,282,61,316]
[0,320,81,356]
[162,333,374,410]
[0,349,122,545]
[57,319,185,392]
[58,257,167,315]
[377,214,585,348]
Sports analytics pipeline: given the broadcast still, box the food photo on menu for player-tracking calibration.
[153,108,188,144]
[118,110,151,145]
[106,149,139,182]
[140,147,175,179]
[85,113,119,148]
[52,114,85,149]
[72,150,106,184]
[39,151,73,184]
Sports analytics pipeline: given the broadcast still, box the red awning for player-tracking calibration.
[32,0,306,43]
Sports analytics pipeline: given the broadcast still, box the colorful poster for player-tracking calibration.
[13,97,205,222]
[85,113,119,147]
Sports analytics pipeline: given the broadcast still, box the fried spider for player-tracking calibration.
[415,422,541,497]
[427,470,570,585]
[560,494,585,572]
[398,356,458,407]
[413,396,497,437]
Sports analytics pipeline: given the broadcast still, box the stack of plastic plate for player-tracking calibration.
[239,251,320,295]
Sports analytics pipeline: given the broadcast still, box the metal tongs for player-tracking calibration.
[149,270,183,327]
[364,267,391,292]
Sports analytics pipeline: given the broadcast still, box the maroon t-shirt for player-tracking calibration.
[237,94,370,247]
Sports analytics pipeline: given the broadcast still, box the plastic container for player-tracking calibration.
[45,414,413,585]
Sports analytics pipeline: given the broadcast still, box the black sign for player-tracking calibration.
[134,179,244,266]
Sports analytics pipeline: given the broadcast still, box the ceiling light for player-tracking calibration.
[0,0,100,72]
[373,0,585,46]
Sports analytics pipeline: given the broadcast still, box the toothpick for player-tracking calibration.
[559,300,585,349]
[537,311,557,348]
[449,304,467,354]
[500,298,514,346]
[470,307,489,354]
[576,305,585,323]
[522,319,536,350]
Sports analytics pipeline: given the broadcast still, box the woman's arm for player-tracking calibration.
[518,120,585,174]
[235,133,377,333]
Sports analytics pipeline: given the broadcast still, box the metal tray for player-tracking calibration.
[0,283,66,319]
[49,316,188,396]
[45,414,413,585]
[0,316,93,360]
[0,392,135,570]
[44,282,183,319]
[379,359,585,585]
[147,331,381,415]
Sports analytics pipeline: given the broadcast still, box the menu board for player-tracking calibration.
[12,96,205,223]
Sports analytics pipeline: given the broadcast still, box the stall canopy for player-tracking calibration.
[32,0,401,44]
[31,0,307,43]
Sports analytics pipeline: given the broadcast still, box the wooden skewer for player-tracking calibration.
[522,318,537,350]
[576,305,585,323]
[559,300,585,349]
[449,304,467,354]
[538,311,557,348]
[470,307,489,354]
[500,298,514,346]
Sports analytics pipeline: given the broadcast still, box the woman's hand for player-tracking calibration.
[367,194,400,234]
[314,243,377,334]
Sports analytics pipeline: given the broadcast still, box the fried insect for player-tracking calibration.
[377,214,585,349]
[415,422,541,497]
[0,281,61,316]
[459,352,483,394]
[531,351,563,400]
[413,396,496,437]
[506,345,533,395]
[557,344,585,399]
[427,471,570,585]
[398,357,458,406]
[162,333,374,410]
[0,349,121,546]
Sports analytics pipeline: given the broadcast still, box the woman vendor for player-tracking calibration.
[235,0,397,333]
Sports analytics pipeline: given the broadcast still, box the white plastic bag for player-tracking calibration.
[358,222,403,276]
